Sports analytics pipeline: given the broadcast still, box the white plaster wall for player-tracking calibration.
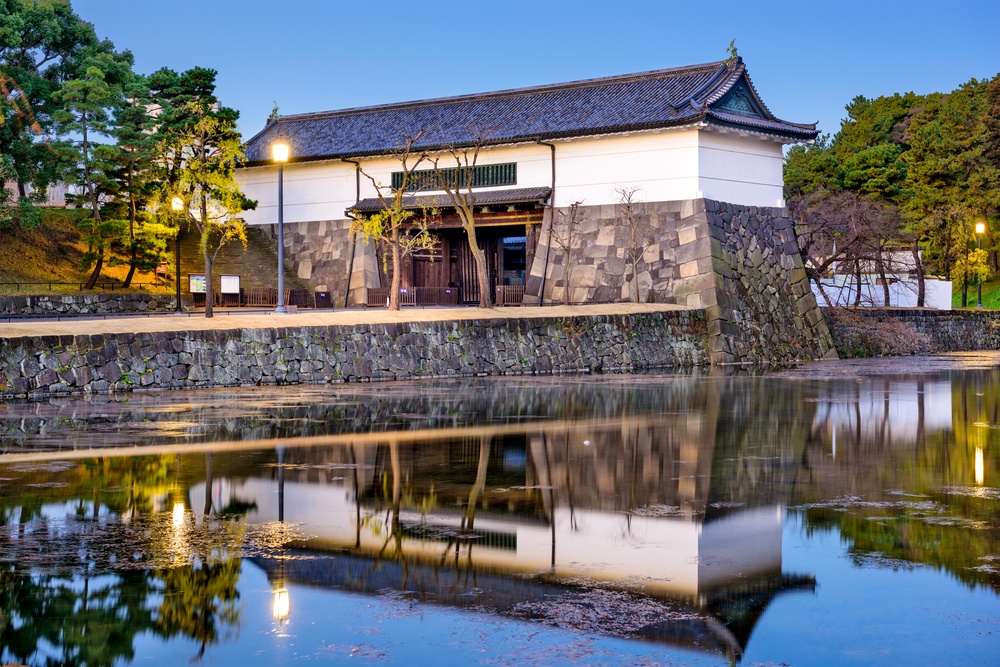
[812,276,953,310]
[548,130,701,207]
[697,131,786,208]
[237,143,554,227]
[235,127,789,227]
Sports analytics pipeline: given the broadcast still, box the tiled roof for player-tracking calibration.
[244,58,816,166]
[351,187,552,214]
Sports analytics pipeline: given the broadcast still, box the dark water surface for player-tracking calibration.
[1,358,998,666]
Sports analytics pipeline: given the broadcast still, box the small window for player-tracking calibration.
[391,162,517,191]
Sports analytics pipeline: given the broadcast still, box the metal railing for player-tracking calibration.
[496,285,525,306]
[192,288,313,308]
[0,281,161,293]
[366,286,524,307]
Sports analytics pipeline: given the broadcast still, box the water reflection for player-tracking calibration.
[0,367,998,665]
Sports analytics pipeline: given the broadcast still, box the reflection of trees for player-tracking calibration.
[0,557,242,667]
[796,369,1000,593]
[151,558,242,660]
[0,455,175,526]
[0,464,245,667]
[0,565,155,667]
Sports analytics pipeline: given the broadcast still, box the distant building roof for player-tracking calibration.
[244,58,817,166]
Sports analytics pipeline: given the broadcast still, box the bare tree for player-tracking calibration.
[616,186,646,303]
[430,143,493,308]
[790,189,914,307]
[551,201,583,305]
[351,132,436,310]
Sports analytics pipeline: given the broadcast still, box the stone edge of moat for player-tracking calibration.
[0,310,710,400]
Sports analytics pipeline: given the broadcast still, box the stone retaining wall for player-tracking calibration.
[0,311,708,399]
[524,198,836,365]
[0,293,180,316]
[823,307,1000,356]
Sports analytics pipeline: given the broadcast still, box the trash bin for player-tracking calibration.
[314,291,332,309]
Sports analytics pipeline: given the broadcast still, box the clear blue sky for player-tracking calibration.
[73,0,999,142]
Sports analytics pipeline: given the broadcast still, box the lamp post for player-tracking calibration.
[976,222,986,308]
[272,141,290,314]
[171,196,184,313]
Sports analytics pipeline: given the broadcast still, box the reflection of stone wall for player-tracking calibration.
[524,198,836,364]
[0,293,181,316]
[0,310,708,398]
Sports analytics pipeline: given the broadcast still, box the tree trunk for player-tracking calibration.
[877,247,890,306]
[82,117,104,291]
[388,229,401,311]
[122,200,137,287]
[84,249,103,290]
[123,258,136,288]
[632,250,641,303]
[204,240,214,318]
[913,240,925,307]
[471,244,492,308]
[853,260,862,307]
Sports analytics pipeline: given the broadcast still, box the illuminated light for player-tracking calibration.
[975,447,985,486]
[272,142,290,163]
[171,196,184,213]
[272,586,290,622]
[975,222,986,235]
[583,440,591,446]
[172,502,185,528]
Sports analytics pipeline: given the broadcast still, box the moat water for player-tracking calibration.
[0,357,998,666]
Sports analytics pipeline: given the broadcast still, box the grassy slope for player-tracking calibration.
[0,209,305,296]
[952,278,1000,309]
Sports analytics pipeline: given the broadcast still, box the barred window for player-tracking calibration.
[391,162,516,191]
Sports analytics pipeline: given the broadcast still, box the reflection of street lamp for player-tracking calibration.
[272,584,290,623]
[171,196,185,313]
[172,501,185,528]
[976,222,986,308]
[272,141,290,314]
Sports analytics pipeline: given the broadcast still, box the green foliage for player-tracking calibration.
[0,0,126,203]
[351,134,436,310]
[151,68,255,316]
[841,142,908,199]
[52,60,132,287]
[783,135,841,199]
[787,73,1000,294]
[0,153,41,229]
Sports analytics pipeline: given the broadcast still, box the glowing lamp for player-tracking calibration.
[272,142,290,163]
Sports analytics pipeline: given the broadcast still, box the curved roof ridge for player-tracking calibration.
[273,61,727,124]
[242,59,817,164]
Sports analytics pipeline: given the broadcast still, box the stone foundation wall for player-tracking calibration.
[0,293,180,316]
[0,310,708,399]
[824,307,1000,356]
[697,200,835,364]
[524,198,836,364]
[265,220,375,307]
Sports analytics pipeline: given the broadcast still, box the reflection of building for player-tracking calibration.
[190,413,815,661]
[813,379,953,453]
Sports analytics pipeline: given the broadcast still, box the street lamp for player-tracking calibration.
[272,141,290,314]
[976,221,986,308]
[171,196,185,313]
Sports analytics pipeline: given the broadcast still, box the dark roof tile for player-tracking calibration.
[351,187,552,214]
[244,59,816,166]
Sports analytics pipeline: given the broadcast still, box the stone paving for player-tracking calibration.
[0,303,690,340]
